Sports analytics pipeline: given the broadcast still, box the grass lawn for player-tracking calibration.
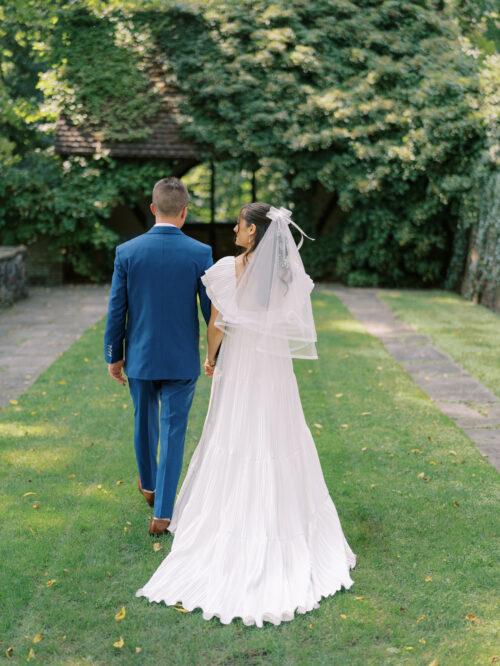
[378,289,500,400]
[0,291,498,665]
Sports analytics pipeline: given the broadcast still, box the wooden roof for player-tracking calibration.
[55,65,199,160]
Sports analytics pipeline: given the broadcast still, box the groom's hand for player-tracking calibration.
[108,360,127,385]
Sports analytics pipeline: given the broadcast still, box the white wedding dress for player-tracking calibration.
[135,254,357,627]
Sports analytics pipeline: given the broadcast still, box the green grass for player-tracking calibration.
[378,289,500,400]
[0,293,498,665]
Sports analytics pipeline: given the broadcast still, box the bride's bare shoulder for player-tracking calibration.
[234,254,246,279]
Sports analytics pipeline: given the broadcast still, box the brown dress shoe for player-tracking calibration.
[148,517,171,536]
[137,477,155,508]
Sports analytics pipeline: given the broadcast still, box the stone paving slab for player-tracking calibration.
[0,285,109,408]
[329,285,500,471]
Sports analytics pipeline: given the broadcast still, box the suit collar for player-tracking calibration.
[146,226,183,235]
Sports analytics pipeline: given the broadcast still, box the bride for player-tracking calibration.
[135,203,357,627]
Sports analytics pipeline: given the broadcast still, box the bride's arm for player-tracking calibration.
[205,303,224,375]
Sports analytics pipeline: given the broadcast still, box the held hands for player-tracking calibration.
[108,360,127,386]
[204,356,216,377]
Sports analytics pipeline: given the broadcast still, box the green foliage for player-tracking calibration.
[183,160,290,224]
[44,8,162,142]
[0,2,51,164]
[134,1,487,286]
[0,152,173,280]
[447,0,499,53]
[0,1,496,287]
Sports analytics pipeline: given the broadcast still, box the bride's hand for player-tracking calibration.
[204,357,216,377]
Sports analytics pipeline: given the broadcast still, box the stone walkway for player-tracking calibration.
[0,285,109,408]
[329,286,500,471]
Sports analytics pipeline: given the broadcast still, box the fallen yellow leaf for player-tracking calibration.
[32,633,43,644]
[174,603,189,614]
[428,660,439,666]
[23,492,36,497]
[153,543,162,552]
[425,575,433,582]
[465,613,478,623]
[113,637,125,649]
[340,423,349,429]
[5,646,14,658]
[9,399,18,405]
[339,613,347,620]
[361,447,368,452]
[416,614,427,623]
[32,503,40,509]
[419,638,427,644]
[27,648,35,661]
[354,595,365,600]
[335,393,343,398]
[135,647,143,654]
[116,480,124,485]
[46,579,56,587]
[313,423,323,429]
[68,473,76,479]
[115,606,126,622]
[361,411,371,416]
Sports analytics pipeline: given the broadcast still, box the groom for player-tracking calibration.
[104,177,213,535]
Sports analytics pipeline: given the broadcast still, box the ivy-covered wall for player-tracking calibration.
[0,1,498,299]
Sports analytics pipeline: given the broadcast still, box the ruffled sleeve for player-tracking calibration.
[200,256,237,322]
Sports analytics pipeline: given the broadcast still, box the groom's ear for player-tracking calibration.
[150,202,156,216]
[181,206,188,220]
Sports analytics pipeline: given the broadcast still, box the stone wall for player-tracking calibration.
[0,246,28,308]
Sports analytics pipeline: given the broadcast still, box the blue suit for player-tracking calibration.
[104,225,213,519]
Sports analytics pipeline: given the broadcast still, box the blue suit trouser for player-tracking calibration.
[128,377,197,519]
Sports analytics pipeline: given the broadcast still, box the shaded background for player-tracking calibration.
[0,0,498,310]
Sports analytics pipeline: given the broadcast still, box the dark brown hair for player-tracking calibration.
[238,202,272,263]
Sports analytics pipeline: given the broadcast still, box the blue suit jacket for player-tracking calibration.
[103,226,213,380]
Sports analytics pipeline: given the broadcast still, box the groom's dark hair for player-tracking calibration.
[152,177,189,216]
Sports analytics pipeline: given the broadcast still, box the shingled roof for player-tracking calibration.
[55,65,199,160]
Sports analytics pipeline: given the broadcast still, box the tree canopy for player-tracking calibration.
[0,1,497,289]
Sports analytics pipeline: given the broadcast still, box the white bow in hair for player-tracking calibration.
[266,206,315,250]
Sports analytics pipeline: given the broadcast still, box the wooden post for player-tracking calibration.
[251,170,257,202]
